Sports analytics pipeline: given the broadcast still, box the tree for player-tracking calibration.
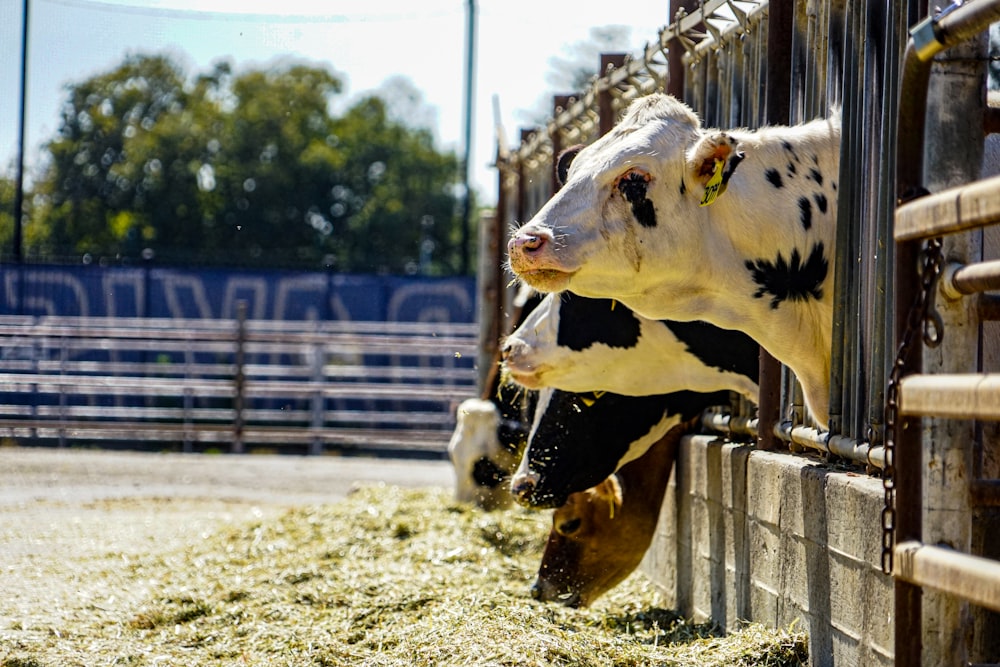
[38,54,189,255]
[31,54,465,273]
[330,96,462,274]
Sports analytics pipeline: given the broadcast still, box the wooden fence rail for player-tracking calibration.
[0,311,478,455]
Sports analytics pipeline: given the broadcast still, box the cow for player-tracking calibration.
[448,289,542,510]
[506,93,840,426]
[503,291,758,401]
[532,422,683,607]
[509,319,759,509]
[448,397,521,510]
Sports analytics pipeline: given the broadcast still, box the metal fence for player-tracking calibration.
[0,308,478,456]
[491,1,1000,664]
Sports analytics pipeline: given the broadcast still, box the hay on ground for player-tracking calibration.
[0,484,807,666]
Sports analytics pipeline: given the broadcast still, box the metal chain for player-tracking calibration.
[881,237,945,575]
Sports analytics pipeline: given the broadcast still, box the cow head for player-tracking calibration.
[509,388,718,509]
[532,428,679,607]
[502,292,760,401]
[507,94,745,300]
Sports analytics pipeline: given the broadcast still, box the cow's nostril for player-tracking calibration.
[510,233,547,255]
[510,473,538,502]
[530,581,542,600]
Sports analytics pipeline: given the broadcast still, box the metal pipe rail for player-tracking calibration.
[895,173,1000,241]
[895,540,1000,614]
[898,373,1000,420]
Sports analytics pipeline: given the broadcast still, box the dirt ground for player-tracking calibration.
[0,446,454,633]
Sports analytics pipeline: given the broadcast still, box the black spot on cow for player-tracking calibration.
[811,153,819,165]
[787,162,797,175]
[813,192,828,214]
[832,181,838,191]
[522,388,729,508]
[472,456,509,488]
[798,196,813,231]
[722,151,745,187]
[765,168,783,189]
[808,168,823,186]
[617,172,657,228]
[782,140,800,163]
[662,321,760,382]
[744,242,829,309]
[679,178,687,195]
[556,293,641,352]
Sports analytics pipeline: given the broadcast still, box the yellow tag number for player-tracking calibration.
[700,159,725,207]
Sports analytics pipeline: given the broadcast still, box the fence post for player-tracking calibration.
[598,53,627,136]
[309,326,325,456]
[920,29,988,667]
[232,300,247,454]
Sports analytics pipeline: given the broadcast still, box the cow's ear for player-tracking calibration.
[592,476,623,518]
[685,132,745,206]
[555,144,585,187]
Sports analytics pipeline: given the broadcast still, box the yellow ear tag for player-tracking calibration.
[699,159,725,207]
[579,390,607,408]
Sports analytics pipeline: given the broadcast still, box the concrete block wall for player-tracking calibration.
[642,435,893,667]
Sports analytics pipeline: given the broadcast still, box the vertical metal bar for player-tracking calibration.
[599,53,627,136]
[868,0,904,448]
[667,2,698,98]
[310,336,324,456]
[13,0,29,314]
[828,0,861,436]
[894,7,930,666]
[459,0,476,276]
[232,300,247,454]
[757,0,795,451]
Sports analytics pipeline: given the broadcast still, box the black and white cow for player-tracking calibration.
[507,94,840,426]
[508,310,760,509]
[503,291,758,401]
[448,397,522,510]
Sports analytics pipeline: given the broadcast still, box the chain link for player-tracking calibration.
[881,237,945,575]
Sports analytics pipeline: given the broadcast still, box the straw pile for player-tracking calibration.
[1,484,806,666]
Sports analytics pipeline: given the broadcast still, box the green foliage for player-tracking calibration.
[27,53,466,273]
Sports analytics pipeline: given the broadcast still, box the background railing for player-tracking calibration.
[0,306,477,456]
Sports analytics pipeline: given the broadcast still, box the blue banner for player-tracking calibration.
[0,264,477,323]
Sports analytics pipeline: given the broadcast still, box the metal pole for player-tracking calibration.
[460,0,477,276]
[232,300,247,454]
[13,0,30,314]
[757,0,794,450]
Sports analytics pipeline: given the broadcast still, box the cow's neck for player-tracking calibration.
[626,209,834,425]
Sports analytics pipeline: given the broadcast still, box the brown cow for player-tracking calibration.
[531,419,688,607]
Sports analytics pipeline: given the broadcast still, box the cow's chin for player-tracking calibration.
[502,364,546,390]
[514,488,568,510]
[505,371,542,390]
[517,269,574,293]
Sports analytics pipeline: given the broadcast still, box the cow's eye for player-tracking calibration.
[556,517,582,536]
[615,169,651,204]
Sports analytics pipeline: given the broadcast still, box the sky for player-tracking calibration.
[0,0,671,205]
